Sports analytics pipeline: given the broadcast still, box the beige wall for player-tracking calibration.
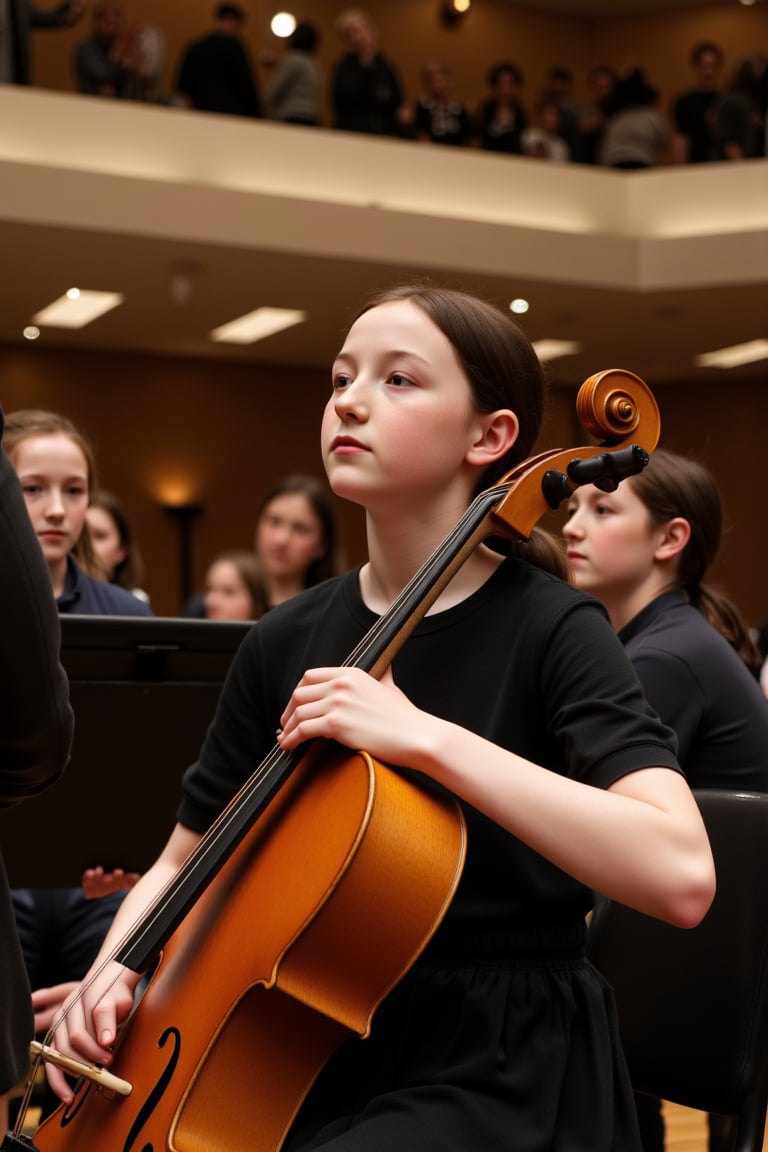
[3,342,764,630]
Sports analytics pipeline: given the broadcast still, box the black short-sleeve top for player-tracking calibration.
[179,558,679,935]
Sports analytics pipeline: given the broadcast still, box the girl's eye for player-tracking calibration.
[332,373,352,390]
[389,372,412,387]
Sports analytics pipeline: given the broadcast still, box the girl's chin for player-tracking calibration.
[42,546,69,563]
[327,470,370,500]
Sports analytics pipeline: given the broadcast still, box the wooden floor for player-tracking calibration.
[6,1097,766,1148]
[665,1101,768,1151]
[666,1102,712,1151]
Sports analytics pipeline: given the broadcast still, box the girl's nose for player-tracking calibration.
[45,490,66,517]
[562,512,580,538]
[334,378,368,420]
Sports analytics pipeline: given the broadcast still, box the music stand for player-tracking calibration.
[0,615,251,887]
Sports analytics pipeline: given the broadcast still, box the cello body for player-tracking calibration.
[31,743,465,1152]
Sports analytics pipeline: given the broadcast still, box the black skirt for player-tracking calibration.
[283,922,642,1151]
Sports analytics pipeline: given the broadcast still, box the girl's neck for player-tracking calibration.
[604,575,679,634]
[49,556,68,600]
[359,500,503,617]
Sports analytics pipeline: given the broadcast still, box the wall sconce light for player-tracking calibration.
[440,0,471,25]
[163,503,204,609]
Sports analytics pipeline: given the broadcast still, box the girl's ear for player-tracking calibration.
[654,517,691,562]
[465,409,519,468]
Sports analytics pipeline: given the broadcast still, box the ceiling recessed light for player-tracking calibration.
[510,298,529,314]
[695,339,768,369]
[532,338,581,362]
[210,307,306,345]
[270,11,296,37]
[32,290,124,329]
[23,325,40,340]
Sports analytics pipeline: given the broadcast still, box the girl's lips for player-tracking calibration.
[332,436,368,453]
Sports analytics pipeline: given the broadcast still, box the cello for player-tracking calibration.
[9,369,660,1152]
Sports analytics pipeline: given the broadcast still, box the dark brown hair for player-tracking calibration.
[631,449,761,674]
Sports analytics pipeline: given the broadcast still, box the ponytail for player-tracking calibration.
[691,584,762,676]
[632,450,760,675]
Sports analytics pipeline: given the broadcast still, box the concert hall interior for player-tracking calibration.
[2,3,768,1148]
[2,0,766,620]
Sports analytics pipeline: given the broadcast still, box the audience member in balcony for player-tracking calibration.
[475,60,528,155]
[265,19,321,126]
[412,59,472,147]
[174,2,261,118]
[520,96,570,162]
[72,2,149,99]
[536,65,580,157]
[571,63,617,164]
[331,8,406,137]
[709,54,766,160]
[599,65,668,169]
[133,20,166,103]
[670,40,724,163]
[1,0,85,85]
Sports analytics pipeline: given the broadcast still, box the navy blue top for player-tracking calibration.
[619,589,768,791]
[57,557,153,617]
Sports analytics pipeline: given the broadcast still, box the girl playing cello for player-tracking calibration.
[38,286,714,1151]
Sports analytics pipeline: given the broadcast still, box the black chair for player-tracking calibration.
[588,790,768,1152]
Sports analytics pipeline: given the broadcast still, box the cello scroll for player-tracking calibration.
[490,367,660,541]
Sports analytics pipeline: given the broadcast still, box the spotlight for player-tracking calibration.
[440,0,470,26]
